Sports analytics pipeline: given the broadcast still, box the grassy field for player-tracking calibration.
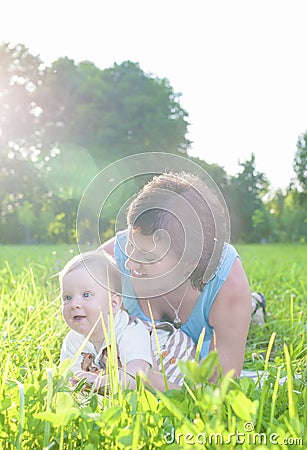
[0,244,306,449]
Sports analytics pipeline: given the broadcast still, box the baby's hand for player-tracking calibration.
[81,352,101,374]
[72,370,110,393]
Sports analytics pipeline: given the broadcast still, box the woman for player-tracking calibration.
[101,171,252,385]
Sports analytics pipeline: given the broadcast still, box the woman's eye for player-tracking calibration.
[144,253,156,263]
[143,250,161,263]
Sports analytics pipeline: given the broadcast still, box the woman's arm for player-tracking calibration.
[209,258,252,381]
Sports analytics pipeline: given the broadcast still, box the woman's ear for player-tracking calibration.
[111,293,122,313]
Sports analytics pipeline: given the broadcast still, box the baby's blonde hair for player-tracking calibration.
[59,250,121,294]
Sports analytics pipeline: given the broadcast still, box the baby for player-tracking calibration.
[59,250,196,391]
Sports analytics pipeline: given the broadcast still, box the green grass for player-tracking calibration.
[0,244,306,449]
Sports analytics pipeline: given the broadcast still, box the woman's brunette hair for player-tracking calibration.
[126,172,229,290]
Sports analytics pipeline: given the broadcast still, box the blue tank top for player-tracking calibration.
[114,230,239,359]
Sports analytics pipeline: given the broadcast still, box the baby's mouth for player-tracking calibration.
[73,315,86,321]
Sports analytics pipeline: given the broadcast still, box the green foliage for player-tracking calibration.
[41,58,190,163]
[280,190,307,242]
[0,43,46,158]
[265,188,307,243]
[0,43,192,245]
[187,155,230,191]
[226,153,271,242]
[294,130,307,192]
[251,208,277,243]
[0,245,306,449]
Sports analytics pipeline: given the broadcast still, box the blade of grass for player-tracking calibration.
[107,284,121,401]
[0,354,10,398]
[132,381,143,450]
[195,327,205,362]
[269,365,281,426]
[29,266,37,297]
[256,331,276,433]
[283,343,297,422]
[147,300,168,390]
[7,379,25,450]
[289,294,294,356]
[43,368,53,448]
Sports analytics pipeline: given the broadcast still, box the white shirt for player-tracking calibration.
[60,310,153,373]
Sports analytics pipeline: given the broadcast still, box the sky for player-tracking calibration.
[1,0,307,191]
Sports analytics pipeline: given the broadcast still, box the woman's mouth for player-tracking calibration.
[130,269,147,278]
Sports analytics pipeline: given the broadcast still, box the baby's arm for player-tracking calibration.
[73,357,150,391]
[72,370,109,391]
[145,360,182,391]
[119,359,151,389]
[74,351,151,390]
[69,352,106,391]
[75,356,180,391]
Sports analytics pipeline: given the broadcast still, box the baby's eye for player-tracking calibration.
[83,292,92,298]
[63,295,72,302]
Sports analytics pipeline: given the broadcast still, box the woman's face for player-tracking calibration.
[124,226,190,296]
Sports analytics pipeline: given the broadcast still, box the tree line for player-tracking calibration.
[0,43,306,245]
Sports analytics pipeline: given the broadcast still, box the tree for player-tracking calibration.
[0,44,193,243]
[187,155,230,192]
[0,42,52,244]
[0,157,47,243]
[251,208,277,243]
[280,188,307,242]
[294,130,307,192]
[227,153,270,242]
[0,42,47,162]
[41,59,191,165]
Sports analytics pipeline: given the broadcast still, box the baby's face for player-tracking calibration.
[61,267,114,341]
